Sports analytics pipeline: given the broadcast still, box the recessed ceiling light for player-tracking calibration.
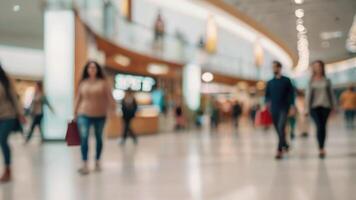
[296,24,305,32]
[294,0,304,5]
[202,72,214,82]
[295,9,304,18]
[13,5,20,12]
[147,63,169,75]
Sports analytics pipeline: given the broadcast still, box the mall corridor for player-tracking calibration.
[0,117,354,200]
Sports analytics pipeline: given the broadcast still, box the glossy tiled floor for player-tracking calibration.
[0,116,355,200]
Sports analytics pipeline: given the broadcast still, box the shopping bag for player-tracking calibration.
[260,108,273,126]
[65,121,81,146]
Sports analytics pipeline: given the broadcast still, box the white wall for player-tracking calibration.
[0,45,44,79]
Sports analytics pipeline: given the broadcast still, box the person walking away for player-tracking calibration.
[306,60,336,159]
[0,64,26,182]
[25,82,54,143]
[295,90,310,137]
[232,100,242,128]
[339,85,356,129]
[210,100,220,130]
[120,90,138,145]
[265,61,295,159]
[74,61,116,175]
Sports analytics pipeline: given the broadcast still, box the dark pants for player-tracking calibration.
[345,110,355,128]
[77,116,106,161]
[310,107,331,149]
[271,110,289,151]
[122,119,137,143]
[0,119,16,166]
[26,114,43,142]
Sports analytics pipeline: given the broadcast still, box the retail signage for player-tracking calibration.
[115,73,156,92]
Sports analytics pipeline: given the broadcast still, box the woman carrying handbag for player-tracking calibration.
[0,64,26,182]
[74,61,116,175]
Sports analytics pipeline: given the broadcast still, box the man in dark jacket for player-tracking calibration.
[121,90,138,145]
[265,61,295,159]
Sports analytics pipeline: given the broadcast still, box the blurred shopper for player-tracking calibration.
[288,106,297,140]
[295,90,310,137]
[120,90,138,145]
[232,100,242,128]
[265,61,295,159]
[25,82,54,144]
[306,60,336,159]
[250,104,260,127]
[210,100,220,129]
[339,85,356,129]
[175,102,184,130]
[0,64,26,182]
[74,61,116,175]
[153,11,165,49]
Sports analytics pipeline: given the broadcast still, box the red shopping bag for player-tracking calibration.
[65,121,81,146]
[260,108,273,126]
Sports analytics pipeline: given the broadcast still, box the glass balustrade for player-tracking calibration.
[74,0,261,80]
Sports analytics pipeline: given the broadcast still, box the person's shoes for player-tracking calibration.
[319,150,326,159]
[283,145,290,153]
[78,167,90,175]
[275,151,283,160]
[95,162,102,172]
[0,168,11,183]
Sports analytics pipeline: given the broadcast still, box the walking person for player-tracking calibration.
[25,82,54,143]
[232,100,242,128]
[339,85,356,129]
[306,60,336,159]
[0,64,26,182]
[74,61,116,175]
[265,61,295,159]
[120,90,138,145]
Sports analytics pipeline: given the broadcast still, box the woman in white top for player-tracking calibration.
[306,60,336,159]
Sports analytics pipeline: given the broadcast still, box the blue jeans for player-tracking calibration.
[77,116,106,161]
[26,114,44,142]
[271,109,289,151]
[0,119,16,165]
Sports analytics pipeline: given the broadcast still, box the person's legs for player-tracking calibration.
[77,116,91,174]
[93,117,106,170]
[121,119,130,144]
[318,108,331,150]
[345,110,354,128]
[311,108,322,147]
[0,119,16,182]
[37,114,44,141]
[127,119,137,144]
[26,115,41,142]
[272,110,288,159]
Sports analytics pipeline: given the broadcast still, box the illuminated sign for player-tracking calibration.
[115,73,156,92]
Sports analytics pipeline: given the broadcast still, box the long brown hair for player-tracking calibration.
[311,60,326,78]
[80,61,105,82]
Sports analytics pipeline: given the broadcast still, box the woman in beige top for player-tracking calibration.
[74,61,116,175]
[0,64,26,182]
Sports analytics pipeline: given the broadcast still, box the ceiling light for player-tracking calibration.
[296,24,305,32]
[320,31,343,40]
[13,5,20,12]
[295,9,304,18]
[202,72,214,82]
[147,63,169,75]
[114,54,131,67]
[294,0,304,4]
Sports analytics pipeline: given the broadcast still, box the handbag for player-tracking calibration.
[65,120,81,146]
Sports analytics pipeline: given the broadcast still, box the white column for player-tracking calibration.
[183,64,201,111]
[43,10,75,140]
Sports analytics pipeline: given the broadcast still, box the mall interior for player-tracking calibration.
[0,0,356,199]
